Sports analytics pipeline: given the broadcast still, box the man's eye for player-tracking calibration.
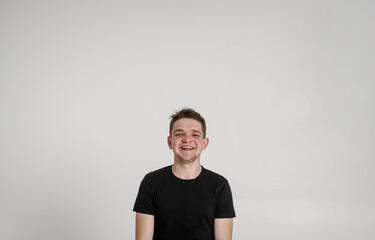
[175,133,182,136]
[193,134,200,137]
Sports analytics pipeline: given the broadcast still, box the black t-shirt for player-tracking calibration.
[133,165,236,240]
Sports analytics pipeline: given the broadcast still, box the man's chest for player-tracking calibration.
[154,182,216,219]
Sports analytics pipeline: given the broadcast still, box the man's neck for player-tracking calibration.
[172,161,202,180]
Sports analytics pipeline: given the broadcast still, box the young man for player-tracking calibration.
[133,108,235,240]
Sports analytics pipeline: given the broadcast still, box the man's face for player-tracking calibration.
[168,118,209,163]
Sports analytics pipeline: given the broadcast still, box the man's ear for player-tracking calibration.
[203,138,209,150]
[167,136,172,149]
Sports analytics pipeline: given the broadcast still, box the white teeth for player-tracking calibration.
[182,147,193,150]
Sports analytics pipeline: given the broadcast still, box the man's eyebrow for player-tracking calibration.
[173,129,202,134]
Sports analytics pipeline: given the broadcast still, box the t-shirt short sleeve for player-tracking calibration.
[215,180,236,218]
[133,174,155,215]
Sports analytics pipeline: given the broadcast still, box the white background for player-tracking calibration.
[1,0,374,239]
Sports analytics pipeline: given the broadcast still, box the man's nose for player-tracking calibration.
[182,136,192,142]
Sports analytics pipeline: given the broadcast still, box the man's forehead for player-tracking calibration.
[172,118,203,132]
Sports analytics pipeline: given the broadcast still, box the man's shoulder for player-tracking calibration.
[202,166,230,184]
[144,165,171,180]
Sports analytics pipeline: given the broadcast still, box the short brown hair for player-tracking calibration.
[169,108,207,138]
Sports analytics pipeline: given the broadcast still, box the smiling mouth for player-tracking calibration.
[181,146,194,151]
